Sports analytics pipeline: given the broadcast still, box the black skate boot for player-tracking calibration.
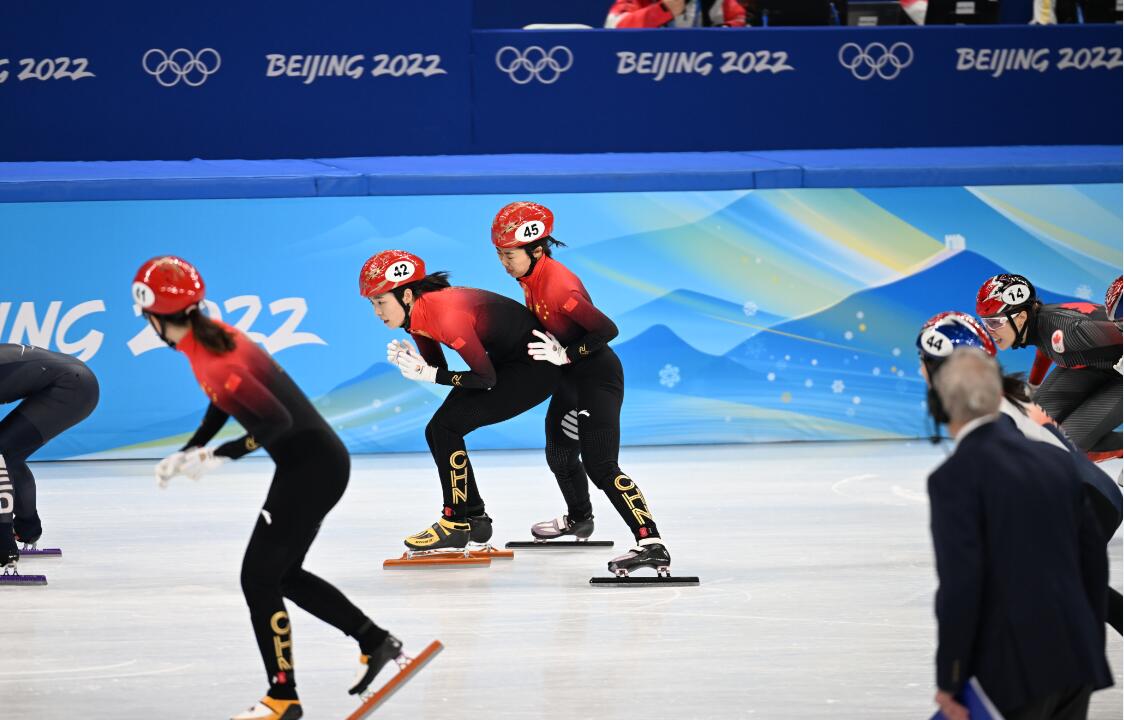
[607,538,671,577]
[403,518,471,553]
[0,525,18,567]
[467,512,493,544]
[349,632,403,696]
[531,514,594,541]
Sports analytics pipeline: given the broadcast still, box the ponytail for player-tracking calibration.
[189,309,236,354]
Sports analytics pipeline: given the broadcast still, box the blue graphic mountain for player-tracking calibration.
[615,289,785,356]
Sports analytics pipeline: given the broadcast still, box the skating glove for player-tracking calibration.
[154,450,187,488]
[178,446,229,482]
[527,329,570,366]
[393,340,438,383]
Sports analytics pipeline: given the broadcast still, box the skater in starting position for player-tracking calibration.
[135,256,421,720]
[975,273,1122,461]
[490,201,671,577]
[918,311,1122,634]
[359,249,560,552]
[0,344,99,570]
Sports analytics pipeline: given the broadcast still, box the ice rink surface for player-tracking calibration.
[1,441,1120,720]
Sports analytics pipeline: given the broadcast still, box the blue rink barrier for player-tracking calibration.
[0,146,1119,202]
[0,5,1119,161]
[0,147,1120,459]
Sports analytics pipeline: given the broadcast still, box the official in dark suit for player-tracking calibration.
[927,349,1112,720]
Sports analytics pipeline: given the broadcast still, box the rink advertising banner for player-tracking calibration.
[472,24,1122,153]
[0,0,472,161]
[0,185,1119,459]
[0,8,1119,160]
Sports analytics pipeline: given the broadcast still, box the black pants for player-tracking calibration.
[1004,685,1092,720]
[1036,367,1121,452]
[544,348,660,542]
[241,434,371,692]
[425,354,559,520]
[0,359,99,534]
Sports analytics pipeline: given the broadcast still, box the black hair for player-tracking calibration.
[391,271,451,306]
[148,306,236,354]
[520,235,567,259]
[189,310,236,354]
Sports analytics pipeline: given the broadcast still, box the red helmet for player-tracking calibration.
[1105,275,1122,324]
[917,311,997,360]
[976,273,1035,317]
[132,256,205,315]
[359,250,426,298]
[491,201,554,248]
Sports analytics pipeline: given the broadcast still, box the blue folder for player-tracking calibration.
[930,678,1006,720]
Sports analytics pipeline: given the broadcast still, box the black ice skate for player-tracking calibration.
[590,539,699,587]
[15,514,61,558]
[349,633,403,696]
[0,528,45,586]
[506,514,614,549]
[347,639,443,719]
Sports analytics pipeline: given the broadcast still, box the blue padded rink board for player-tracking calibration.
[0,145,1119,201]
[0,148,1120,719]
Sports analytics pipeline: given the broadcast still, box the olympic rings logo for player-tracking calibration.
[142,48,222,87]
[495,45,573,85]
[838,42,913,80]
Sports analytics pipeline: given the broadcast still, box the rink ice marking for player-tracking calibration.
[830,474,877,496]
[0,659,137,676]
[890,485,928,504]
[2,662,196,684]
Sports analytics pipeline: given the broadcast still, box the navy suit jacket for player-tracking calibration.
[928,418,1112,713]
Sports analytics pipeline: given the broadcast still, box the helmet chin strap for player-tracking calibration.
[924,359,950,444]
[1008,305,1035,349]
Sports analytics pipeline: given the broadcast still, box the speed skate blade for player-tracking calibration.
[383,552,490,568]
[506,540,614,548]
[467,546,514,560]
[345,640,443,720]
[0,573,47,586]
[590,575,700,587]
[20,547,62,558]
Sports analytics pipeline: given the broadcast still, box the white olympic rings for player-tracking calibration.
[838,42,913,81]
[142,48,222,87]
[495,45,573,85]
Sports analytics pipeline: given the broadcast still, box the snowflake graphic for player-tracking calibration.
[804,379,813,388]
[856,311,865,320]
[370,398,383,409]
[831,379,845,394]
[872,367,881,376]
[891,347,901,357]
[844,331,854,341]
[1075,284,1093,300]
[742,301,759,317]
[852,396,862,405]
[767,372,777,382]
[659,363,681,388]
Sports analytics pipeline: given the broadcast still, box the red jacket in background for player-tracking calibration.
[606,0,747,28]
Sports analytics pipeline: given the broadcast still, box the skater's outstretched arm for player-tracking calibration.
[181,402,230,450]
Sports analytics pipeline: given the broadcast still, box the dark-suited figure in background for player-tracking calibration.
[928,349,1112,720]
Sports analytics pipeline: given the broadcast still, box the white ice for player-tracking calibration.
[1,442,1120,719]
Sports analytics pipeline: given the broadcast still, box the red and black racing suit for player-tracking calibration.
[517,256,661,542]
[177,322,386,698]
[1024,303,1122,453]
[406,287,560,519]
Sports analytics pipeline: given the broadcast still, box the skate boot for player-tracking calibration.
[607,538,671,577]
[531,514,595,541]
[230,697,302,720]
[467,512,493,544]
[0,525,18,568]
[403,518,471,553]
[349,632,403,696]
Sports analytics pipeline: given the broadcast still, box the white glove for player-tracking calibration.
[394,342,438,383]
[527,329,570,366]
[1115,356,1123,376]
[178,446,229,481]
[154,451,187,489]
